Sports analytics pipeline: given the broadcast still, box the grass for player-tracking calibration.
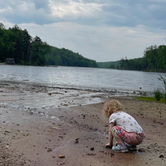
[136,73,166,104]
[136,96,166,104]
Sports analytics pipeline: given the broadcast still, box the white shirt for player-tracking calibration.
[109,111,143,133]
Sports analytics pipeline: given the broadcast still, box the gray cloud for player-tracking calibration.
[101,0,166,29]
[0,0,165,28]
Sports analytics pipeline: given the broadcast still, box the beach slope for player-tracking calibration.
[0,82,166,166]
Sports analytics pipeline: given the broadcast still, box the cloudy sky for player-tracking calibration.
[0,0,166,62]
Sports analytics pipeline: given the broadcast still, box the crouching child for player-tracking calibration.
[103,100,145,152]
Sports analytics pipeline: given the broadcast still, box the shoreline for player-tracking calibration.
[0,80,152,97]
[0,82,166,165]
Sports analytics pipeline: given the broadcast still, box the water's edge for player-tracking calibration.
[0,79,152,97]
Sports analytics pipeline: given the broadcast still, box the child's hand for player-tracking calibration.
[105,143,112,149]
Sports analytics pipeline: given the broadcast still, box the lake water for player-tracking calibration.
[0,65,164,93]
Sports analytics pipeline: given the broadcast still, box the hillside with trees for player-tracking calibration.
[97,61,120,69]
[119,45,166,71]
[98,45,166,72]
[0,23,97,67]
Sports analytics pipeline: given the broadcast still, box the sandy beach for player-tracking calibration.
[0,81,166,166]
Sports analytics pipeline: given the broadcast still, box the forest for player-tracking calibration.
[118,45,166,71]
[0,23,97,67]
[97,61,120,69]
[97,45,166,72]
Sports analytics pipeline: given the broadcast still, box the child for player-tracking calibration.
[103,99,145,152]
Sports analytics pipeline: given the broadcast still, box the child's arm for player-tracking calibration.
[105,122,114,148]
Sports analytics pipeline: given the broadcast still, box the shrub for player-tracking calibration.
[158,73,166,100]
[154,89,162,101]
[158,74,166,92]
[163,93,166,100]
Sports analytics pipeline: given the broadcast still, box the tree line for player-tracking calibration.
[110,45,166,72]
[0,23,97,67]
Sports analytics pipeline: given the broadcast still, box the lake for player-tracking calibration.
[0,65,164,93]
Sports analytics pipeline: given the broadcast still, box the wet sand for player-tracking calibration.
[0,82,166,166]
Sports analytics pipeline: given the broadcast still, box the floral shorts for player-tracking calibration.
[112,126,145,145]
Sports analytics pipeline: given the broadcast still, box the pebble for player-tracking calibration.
[75,138,79,143]
[47,148,52,152]
[87,153,96,156]
[59,155,65,158]
[159,155,164,158]
[138,148,145,152]
[110,153,114,157]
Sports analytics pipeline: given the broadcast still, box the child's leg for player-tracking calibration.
[112,126,125,144]
[112,126,145,146]
[112,129,124,144]
[111,126,128,152]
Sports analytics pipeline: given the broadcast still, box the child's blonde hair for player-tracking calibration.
[103,99,124,118]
